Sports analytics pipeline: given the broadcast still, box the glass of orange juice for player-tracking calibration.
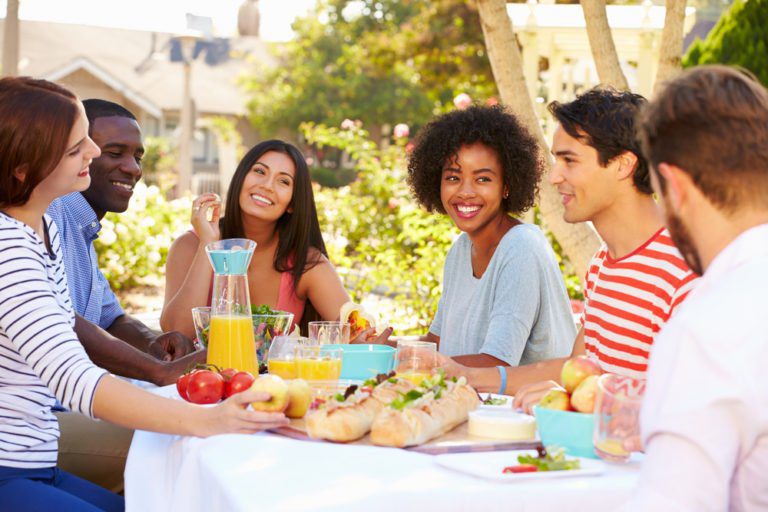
[267,336,309,379]
[593,374,646,463]
[396,340,436,386]
[295,345,343,381]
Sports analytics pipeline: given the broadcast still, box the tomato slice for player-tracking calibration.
[502,464,539,474]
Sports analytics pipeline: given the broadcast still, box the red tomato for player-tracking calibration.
[225,371,255,398]
[502,464,538,474]
[176,371,196,401]
[220,368,238,381]
[186,370,225,404]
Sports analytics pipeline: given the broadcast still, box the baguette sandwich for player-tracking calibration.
[370,373,480,448]
[305,373,415,442]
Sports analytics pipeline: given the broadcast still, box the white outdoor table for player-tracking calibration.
[125,388,641,512]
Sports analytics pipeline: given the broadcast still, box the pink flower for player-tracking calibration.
[405,142,415,154]
[485,97,499,106]
[388,198,400,209]
[393,123,410,139]
[305,157,315,166]
[453,93,472,110]
[341,119,355,130]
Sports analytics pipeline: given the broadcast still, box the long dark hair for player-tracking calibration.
[220,140,327,328]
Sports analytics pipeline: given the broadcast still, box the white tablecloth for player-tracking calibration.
[125,410,641,511]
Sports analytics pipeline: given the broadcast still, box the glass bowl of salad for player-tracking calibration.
[252,304,294,363]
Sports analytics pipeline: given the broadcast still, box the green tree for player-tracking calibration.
[242,0,495,135]
[683,0,768,85]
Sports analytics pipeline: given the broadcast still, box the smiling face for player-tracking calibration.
[34,105,101,202]
[80,116,144,219]
[238,150,296,223]
[439,143,508,236]
[550,125,622,224]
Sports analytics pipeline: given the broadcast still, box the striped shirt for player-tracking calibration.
[0,212,107,468]
[582,228,698,380]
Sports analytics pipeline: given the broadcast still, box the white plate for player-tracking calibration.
[435,450,605,482]
[478,393,513,409]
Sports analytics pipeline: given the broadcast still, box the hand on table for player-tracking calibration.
[513,380,564,415]
[155,350,207,386]
[148,331,197,362]
[435,352,471,381]
[197,388,289,436]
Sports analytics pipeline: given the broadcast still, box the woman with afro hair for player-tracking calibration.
[407,105,575,369]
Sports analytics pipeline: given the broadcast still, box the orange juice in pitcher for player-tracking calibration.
[205,239,258,374]
[207,315,258,375]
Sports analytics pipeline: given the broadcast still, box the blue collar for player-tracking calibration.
[59,192,101,241]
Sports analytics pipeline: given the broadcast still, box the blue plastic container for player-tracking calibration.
[325,344,396,381]
[533,406,597,459]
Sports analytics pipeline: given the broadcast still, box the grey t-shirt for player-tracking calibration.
[430,224,576,366]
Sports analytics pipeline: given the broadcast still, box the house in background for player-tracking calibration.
[0,18,274,195]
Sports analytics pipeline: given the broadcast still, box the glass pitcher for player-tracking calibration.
[205,238,258,375]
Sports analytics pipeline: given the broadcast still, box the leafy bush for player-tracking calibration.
[306,122,456,333]
[683,0,768,86]
[94,184,192,290]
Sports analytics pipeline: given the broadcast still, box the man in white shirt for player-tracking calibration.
[628,65,768,511]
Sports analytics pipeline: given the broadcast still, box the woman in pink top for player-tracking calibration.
[161,140,353,337]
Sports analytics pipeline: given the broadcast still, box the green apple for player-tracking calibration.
[538,389,571,411]
[250,374,290,412]
[570,375,599,413]
[561,356,602,394]
[285,379,312,419]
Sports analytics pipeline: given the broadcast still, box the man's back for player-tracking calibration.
[636,224,768,511]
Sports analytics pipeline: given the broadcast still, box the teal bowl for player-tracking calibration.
[325,344,396,381]
[533,406,597,459]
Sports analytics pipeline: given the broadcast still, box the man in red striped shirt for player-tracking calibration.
[438,88,697,406]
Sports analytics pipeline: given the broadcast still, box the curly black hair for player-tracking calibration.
[407,104,542,216]
[548,87,651,194]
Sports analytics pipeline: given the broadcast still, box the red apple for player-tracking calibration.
[538,389,571,411]
[561,356,602,394]
[570,375,599,413]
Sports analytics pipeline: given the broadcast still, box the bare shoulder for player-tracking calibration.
[168,231,199,263]
[297,250,342,291]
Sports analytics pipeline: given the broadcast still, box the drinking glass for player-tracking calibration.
[395,340,437,386]
[266,336,310,379]
[308,321,351,345]
[191,306,211,349]
[593,373,646,463]
[295,345,343,381]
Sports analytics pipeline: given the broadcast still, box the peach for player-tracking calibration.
[570,375,599,413]
[538,389,571,411]
[285,379,312,419]
[250,374,290,412]
[561,356,602,394]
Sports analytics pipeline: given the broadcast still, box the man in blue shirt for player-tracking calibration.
[47,99,202,493]
[48,99,196,362]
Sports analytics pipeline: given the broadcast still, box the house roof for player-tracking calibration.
[0,19,275,116]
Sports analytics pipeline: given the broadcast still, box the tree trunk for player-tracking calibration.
[2,0,20,77]
[475,0,600,281]
[654,0,688,93]
[580,0,629,90]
